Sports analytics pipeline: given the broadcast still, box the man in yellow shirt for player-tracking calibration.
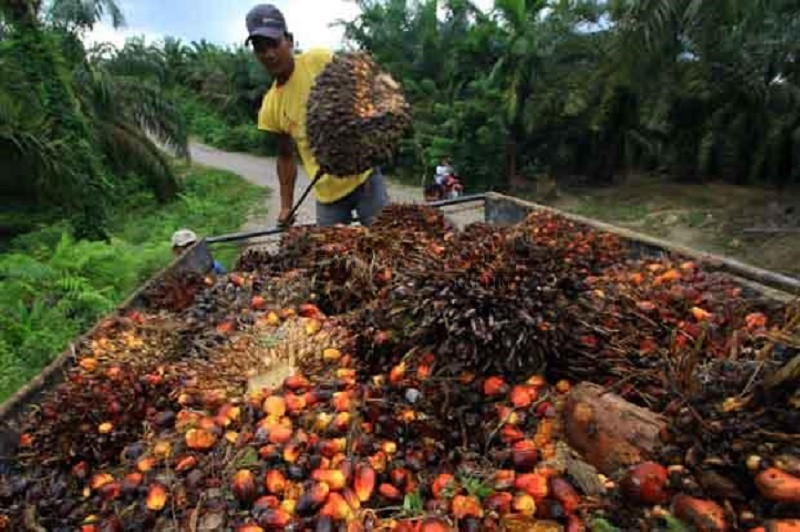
[246,4,389,227]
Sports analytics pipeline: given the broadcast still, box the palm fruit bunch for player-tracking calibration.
[307,52,411,177]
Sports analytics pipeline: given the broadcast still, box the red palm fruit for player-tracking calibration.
[566,516,586,532]
[421,517,452,532]
[512,440,539,470]
[515,473,549,499]
[269,426,293,445]
[672,495,728,532]
[485,492,513,514]
[512,493,536,517]
[123,472,143,491]
[391,468,410,488]
[310,482,331,504]
[355,465,376,502]
[417,363,433,380]
[451,495,483,519]
[175,455,198,473]
[379,483,402,501]
[230,274,246,287]
[389,362,406,384]
[265,470,286,494]
[232,470,258,503]
[100,481,122,501]
[501,425,525,443]
[254,495,280,511]
[620,462,669,505]
[285,393,307,415]
[251,296,267,310]
[550,477,580,513]
[483,376,507,396]
[299,303,324,319]
[510,386,534,409]
[535,401,556,419]
[285,374,311,391]
[263,510,292,528]
[432,473,456,499]
[263,396,287,417]
[332,391,352,412]
[146,483,168,511]
[493,470,516,490]
[185,428,217,451]
[258,445,278,460]
[72,461,90,480]
[369,451,387,473]
[313,469,347,491]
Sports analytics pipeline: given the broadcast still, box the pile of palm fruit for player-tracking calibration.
[0,205,798,531]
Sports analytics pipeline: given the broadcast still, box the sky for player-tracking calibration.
[85,0,496,49]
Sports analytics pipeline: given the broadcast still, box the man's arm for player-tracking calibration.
[276,133,297,225]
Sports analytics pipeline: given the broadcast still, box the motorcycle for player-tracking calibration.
[423,172,465,202]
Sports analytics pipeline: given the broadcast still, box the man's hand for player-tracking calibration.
[276,133,297,228]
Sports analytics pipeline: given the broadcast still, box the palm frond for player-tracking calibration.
[48,0,125,30]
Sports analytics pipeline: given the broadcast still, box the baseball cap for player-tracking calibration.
[245,4,288,43]
[171,229,198,248]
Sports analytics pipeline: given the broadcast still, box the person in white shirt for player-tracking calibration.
[434,157,453,188]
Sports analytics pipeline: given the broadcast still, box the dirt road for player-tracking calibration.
[189,142,482,233]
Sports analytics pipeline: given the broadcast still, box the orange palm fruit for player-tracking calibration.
[265,470,286,494]
[283,442,301,463]
[355,465,376,502]
[369,451,387,473]
[555,380,571,394]
[137,457,158,473]
[285,374,311,391]
[512,493,536,517]
[343,488,361,510]
[254,495,280,511]
[185,428,217,451]
[510,385,534,409]
[432,473,456,499]
[451,495,483,519]
[153,441,172,459]
[263,396,287,417]
[100,481,122,501]
[379,483,402,501]
[98,422,114,435]
[515,473,549,499]
[483,376,507,396]
[417,363,433,380]
[232,470,257,503]
[285,393,307,415]
[175,455,198,473]
[320,492,352,521]
[333,412,352,433]
[323,348,342,361]
[332,391,352,412]
[269,426,293,445]
[493,470,516,490]
[251,296,267,310]
[389,362,406,384]
[146,483,168,511]
[755,468,800,503]
[526,375,547,388]
[305,319,322,336]
[313,469,347,491]
[236,524,264,532]
[381,441,397,454]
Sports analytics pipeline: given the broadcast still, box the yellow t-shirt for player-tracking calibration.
[258,48,371,204]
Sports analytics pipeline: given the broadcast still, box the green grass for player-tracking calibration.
[0,163,268,402]
[175,90,277,155]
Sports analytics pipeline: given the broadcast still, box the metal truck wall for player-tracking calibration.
[484,192,800,298]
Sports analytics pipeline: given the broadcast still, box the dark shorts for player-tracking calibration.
[316,169,389,227]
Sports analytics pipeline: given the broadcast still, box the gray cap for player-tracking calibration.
[171,229,198,248]
[245,4,287,43]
